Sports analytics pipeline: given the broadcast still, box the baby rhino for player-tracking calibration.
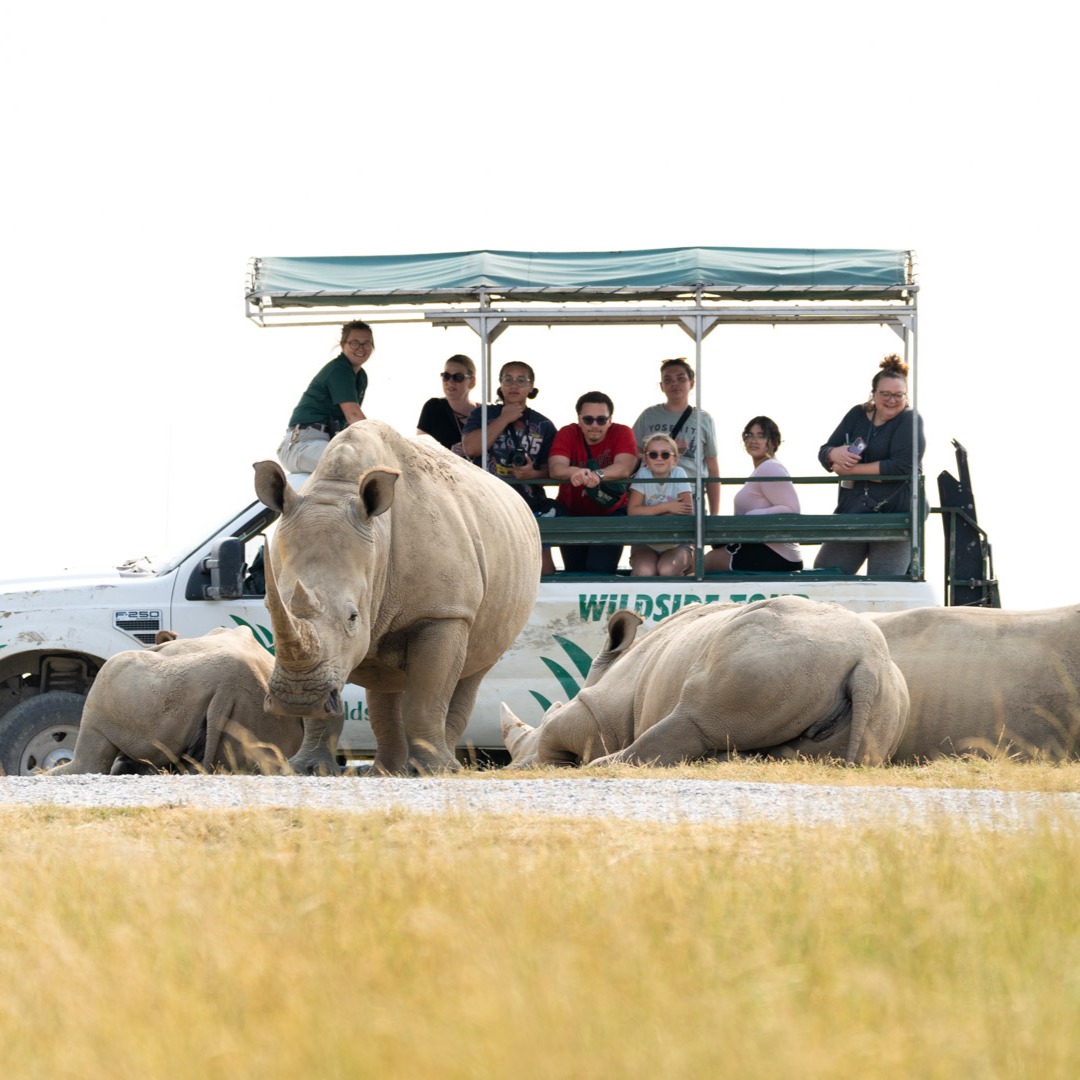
[502,596,908,767]
[49,626,302,774]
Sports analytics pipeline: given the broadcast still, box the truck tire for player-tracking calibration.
[0,692,85,775]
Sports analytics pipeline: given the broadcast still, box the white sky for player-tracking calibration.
[2,3,1075,610]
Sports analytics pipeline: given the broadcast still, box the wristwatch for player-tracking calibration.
[594,468,605,480]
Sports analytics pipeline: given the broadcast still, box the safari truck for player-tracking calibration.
[0,247,997,775]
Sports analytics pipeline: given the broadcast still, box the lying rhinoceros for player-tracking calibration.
[870,603,1080,761]
[254,420,541,776]
[502,596,909,767]
[48,627,301,774]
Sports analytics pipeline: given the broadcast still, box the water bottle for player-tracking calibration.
[839,437,866,489]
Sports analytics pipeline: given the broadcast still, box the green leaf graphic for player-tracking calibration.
[539,657,582,701]
[553,635,593,678]
[230,615,276,655]
[529,691,553,712]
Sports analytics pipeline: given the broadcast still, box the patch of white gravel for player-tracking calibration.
[3,775,1080,829]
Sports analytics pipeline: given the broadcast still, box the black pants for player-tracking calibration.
[560,508,626,574]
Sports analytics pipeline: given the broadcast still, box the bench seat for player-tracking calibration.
[537,513,912,547]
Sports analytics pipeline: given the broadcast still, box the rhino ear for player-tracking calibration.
[605,609,645,653]
[356,467,400,520]
[254,460,299,516]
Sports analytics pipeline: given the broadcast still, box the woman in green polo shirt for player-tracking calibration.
[276,320,374,474]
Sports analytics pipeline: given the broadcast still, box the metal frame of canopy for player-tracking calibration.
[245,249,921,579]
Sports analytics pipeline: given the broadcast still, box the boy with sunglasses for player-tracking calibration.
[627,434,694,576]
[548,391,639,573]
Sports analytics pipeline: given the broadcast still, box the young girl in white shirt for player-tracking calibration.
[628,433,695,577]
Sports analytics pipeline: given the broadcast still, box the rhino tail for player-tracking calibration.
[844,658,880,765]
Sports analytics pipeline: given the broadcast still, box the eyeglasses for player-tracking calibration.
[500,375,533,386]
[647,450,673,460]
[441,371,468,383]
[344,339,373,350]
[875,390,906,402]
[742,432,766,442]
[580,415,610,426]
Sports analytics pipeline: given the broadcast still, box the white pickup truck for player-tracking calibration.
[0,246,998,775]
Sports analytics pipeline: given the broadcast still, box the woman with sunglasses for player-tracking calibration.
[416,354,477,455]
[628,434,694,577]
[813,354,925,576]
[705,417,803,572]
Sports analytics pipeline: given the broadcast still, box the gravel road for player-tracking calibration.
[3,775,1080,829]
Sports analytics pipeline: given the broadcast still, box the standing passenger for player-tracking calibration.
[814,355,925,576]
[631,358,721,514]
[548,392,639,574]
[276,320,374,475]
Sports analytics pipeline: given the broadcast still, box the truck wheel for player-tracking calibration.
[0,692,85,775]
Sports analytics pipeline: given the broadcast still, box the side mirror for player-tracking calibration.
[202,538,245,600]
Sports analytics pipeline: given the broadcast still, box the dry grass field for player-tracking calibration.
[3,758,1080,1079]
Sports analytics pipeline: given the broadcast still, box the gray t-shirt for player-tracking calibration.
[631,404,718,478]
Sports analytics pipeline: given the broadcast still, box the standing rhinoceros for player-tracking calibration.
[48,627,301,774]
[253,420,541,775]
[870,603,1080,761]
[502,596,909,767]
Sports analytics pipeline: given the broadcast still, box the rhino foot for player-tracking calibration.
[286,749,341,777]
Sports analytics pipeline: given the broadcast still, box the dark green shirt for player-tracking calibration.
[287,354,368,429]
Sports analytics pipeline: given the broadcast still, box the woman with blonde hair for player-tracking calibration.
[814,354,925,576]
[627,432,694,577]
[416,354,477,455]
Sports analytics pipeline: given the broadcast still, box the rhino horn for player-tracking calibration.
[289,579,322,619]
[264,542,304,657]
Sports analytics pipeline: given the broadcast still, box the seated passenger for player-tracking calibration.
[548,392,639,574]
[628,434,694,577]
[416,354,477,455]
[461,361,558,574]
[705,416,803,572]
[631,358,721,514]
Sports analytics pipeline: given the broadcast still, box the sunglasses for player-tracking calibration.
[441,371,468,383]
[580,415,610,425]
[647,450,673,460]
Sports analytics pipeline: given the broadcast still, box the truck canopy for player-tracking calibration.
[246,246,916,317]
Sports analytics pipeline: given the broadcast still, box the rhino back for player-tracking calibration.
[873,605,1080,760]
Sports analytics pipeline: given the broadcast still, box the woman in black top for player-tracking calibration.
[416,354,477,455]
[814,354,925,576]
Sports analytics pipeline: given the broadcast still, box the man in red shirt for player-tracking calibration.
[549,391,639,573]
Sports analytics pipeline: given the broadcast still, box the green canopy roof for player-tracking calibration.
[247,247,915,308]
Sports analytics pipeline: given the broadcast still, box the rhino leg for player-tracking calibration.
[200,697,234,773]
[48,724,121,775]
[286,713,343,776]
[593,708,712,767]
[398,621,468,774]
[368,690,409,776]
[446,669,488,750]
